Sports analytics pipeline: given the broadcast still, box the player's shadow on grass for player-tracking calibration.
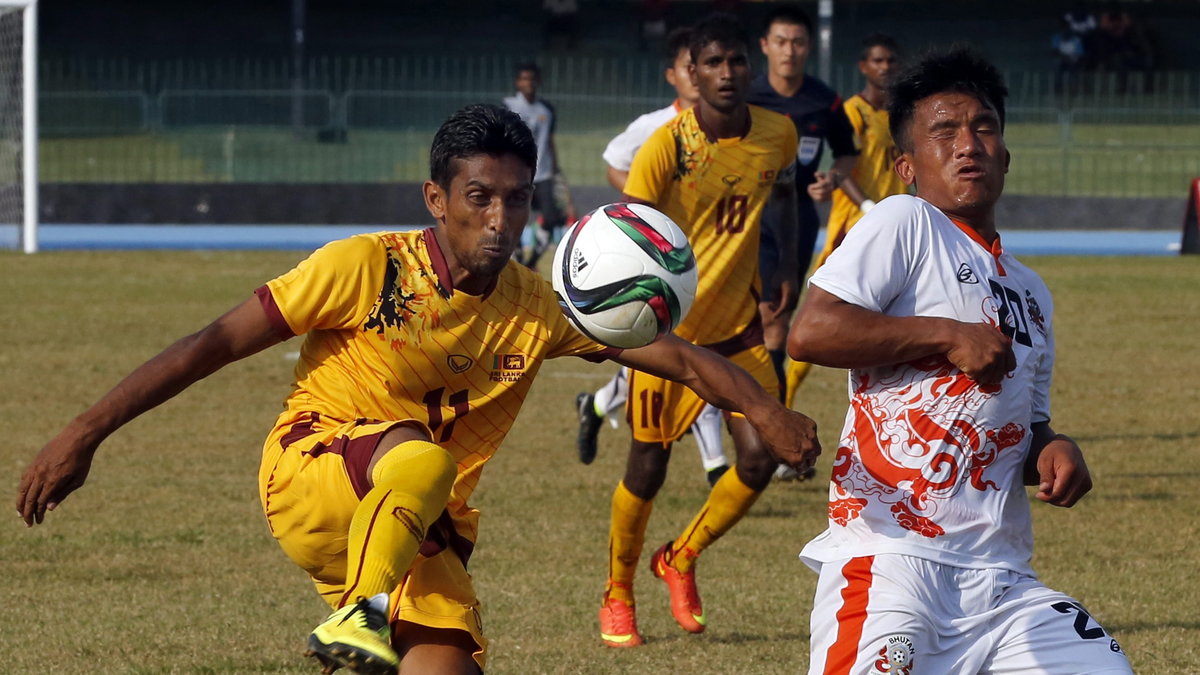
[1107,619,1200,634]
[746,505,801,518]
[1091,491,1180,500]
[647,631,804,645]
[1075,430,1200,444]
[1107,472,1200,479]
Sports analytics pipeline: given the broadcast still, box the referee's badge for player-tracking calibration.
[798,136,821,166]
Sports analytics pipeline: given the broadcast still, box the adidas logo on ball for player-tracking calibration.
[570,247,589,279]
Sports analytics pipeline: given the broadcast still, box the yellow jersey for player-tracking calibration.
[624,105,798,347]
[825,94,909,248]
[258,229,611,542]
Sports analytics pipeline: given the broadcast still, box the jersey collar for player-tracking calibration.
[949,217,1007,276]
[423,227,456,293]
[694,105,751,143]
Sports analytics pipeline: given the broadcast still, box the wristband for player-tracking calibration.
[860,199,877,213]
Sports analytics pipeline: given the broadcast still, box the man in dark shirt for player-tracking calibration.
[747,4,860,479]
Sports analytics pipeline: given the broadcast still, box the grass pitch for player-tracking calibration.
[1,250,1197,673]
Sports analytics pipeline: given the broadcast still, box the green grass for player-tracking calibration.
[37,123,1200,197]
[1,251,1198,673]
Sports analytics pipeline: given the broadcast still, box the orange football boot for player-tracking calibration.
[650,542,706,633]
[599,591,644,648]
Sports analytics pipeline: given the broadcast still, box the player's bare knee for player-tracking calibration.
[623,440,670,499]
[730,439,776,489]
[734,457,775,491]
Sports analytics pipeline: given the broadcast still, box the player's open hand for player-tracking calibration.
[807,171,836,202]
[946,321,1016,384]
[15,431,97,526]
[1034,436,1092,507]
[758,409,821,475]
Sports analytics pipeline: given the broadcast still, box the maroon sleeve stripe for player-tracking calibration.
[254,285,297,340]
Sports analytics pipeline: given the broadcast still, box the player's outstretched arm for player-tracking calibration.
[16,297,285,526]
[615,336,820,472]
[1025,422,1092,508]
[788,285,1016,383]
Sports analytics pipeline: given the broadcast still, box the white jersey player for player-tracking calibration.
[504,62,575,269]
[575,27,730,486]
[788,49,1133,675]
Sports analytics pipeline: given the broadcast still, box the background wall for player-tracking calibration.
[32,0,1200,228]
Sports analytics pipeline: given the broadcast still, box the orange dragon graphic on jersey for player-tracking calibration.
[828,355,1027,538]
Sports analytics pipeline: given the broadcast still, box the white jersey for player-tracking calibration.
[601,100,684,171]
[801,195,1056,576]
[503,93,557,182]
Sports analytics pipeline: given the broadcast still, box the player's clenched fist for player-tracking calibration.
[1034,436,1092,508]
[944,320,1016,384]
[807,170,837,202]
[755,408,821,474]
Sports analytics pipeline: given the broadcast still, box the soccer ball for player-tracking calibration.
[552,202,697,349]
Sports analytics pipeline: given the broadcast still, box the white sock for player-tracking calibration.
[367,592,389,615]
[693,404,728,471]
[593,368,629,420]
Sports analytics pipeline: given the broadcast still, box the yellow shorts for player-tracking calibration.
[627,344,778,445]
[258,412,487,669]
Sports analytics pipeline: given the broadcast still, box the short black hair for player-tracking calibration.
[860,33,899,60]
[887,47,1008,153]
[665,26,693,64]
[429,104,537,188]
[763,5,812,36]
[689,13,749,63]
[514,61,540,79]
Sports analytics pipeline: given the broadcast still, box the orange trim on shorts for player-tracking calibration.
[824,556,875,675]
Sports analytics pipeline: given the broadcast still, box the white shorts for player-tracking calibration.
[808,555,1132,675]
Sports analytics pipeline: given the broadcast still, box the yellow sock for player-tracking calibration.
[606,481,653,604]
[670,469,760,573]
[785,359,814,409]
[338,439,456,607]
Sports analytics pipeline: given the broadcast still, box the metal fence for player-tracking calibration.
[35,56,1200,197]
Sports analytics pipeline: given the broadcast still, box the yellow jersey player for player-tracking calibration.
[599,15,805,648]
[786,34,909,407]
[815,34,907,268]
[16,104,820,675]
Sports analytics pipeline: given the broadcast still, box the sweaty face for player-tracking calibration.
[433,154,534,287]
[759,21,810,80]
[859,45,898,91]
[665,47,700,106]
[691,41,751,114]
[515,70,539,98]
[897,91,1009,219]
